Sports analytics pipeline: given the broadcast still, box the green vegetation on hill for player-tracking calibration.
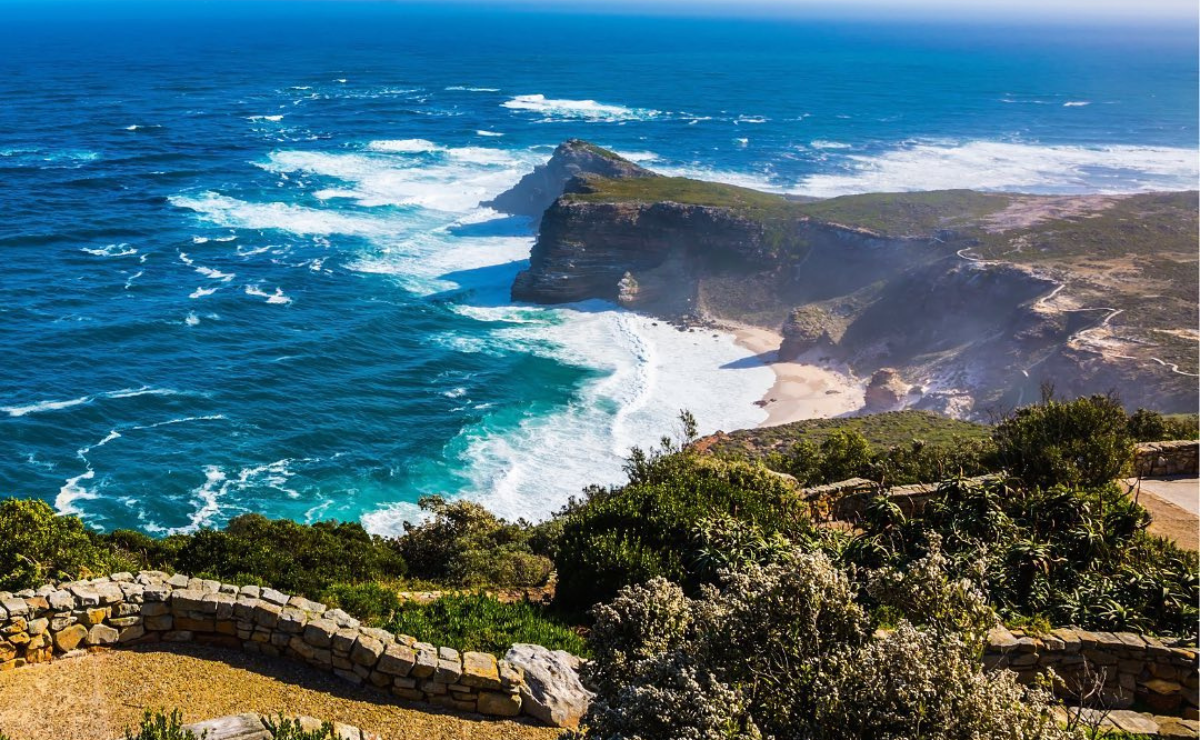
[707,409,990,455]
[793,189,1012,236]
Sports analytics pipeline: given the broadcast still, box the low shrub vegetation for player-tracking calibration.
[382,593,588,657]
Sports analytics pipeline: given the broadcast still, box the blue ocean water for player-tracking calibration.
[1,4,1197,534]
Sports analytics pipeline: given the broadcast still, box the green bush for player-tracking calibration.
[262,715,337,740]
[123,710,204,740]
[396,496,552,588]
[320,582,403,624]
[847,478,1199,639]
[162,514,407,598]
[768,432,993,487]
[553,452,813,613]
[0,498,132,590]
[1127,409,1199,442]
[383,593,587,657]
[993,393,1134,489]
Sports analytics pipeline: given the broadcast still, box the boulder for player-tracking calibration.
[504,643,592,728]
[864,368,910,411]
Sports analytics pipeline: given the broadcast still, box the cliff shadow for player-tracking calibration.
[445,215,535,239]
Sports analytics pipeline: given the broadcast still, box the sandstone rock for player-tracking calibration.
[864,368,910,411]
[54,624,88,652]
[350,635,385,667]
[461,651,501,690]
[376,644,416,676]
[504,644,592,728]
[477,690,522,717]
[88,624,120,646]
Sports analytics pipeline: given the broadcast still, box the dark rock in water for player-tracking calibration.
[484,139,655,221]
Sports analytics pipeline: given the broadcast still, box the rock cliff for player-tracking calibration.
[505,142,1199,418]
[484,139,655,221]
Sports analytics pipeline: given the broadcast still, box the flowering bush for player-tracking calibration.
[571,549,1073,740]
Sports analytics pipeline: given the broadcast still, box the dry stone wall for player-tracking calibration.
[1134,441,1199,478]
[0,571,561,725]
[986,626,1199,719]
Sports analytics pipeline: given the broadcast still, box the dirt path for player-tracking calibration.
[0,644,558,740]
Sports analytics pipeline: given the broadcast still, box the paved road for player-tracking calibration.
[1131,476,1199,516]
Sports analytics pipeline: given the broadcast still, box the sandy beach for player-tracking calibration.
[722,322,865,427]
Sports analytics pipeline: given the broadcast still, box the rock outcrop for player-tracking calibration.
[864,368,911,412]
[504,643,593,728]
[484,139,655,220]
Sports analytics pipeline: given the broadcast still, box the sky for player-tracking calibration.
[3,0,1197,25]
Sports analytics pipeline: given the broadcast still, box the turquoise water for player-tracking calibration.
[1,4,1196,534]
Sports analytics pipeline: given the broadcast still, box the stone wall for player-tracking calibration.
[986,626,1199,719]
[1134,441,1199,478]
[0,571,562,726]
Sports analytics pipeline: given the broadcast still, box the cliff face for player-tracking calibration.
[505,142,1199,418]
[484,139,655,221]
[511,193,789,313]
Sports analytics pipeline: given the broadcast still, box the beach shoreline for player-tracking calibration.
[717,321,865,427]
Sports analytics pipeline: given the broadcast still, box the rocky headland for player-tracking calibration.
[490,142,1200,420]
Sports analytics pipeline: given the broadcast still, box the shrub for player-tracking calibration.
[574,549,1069,740]
[993,393,1134,489]
[320,582,403,624]
[771,433,993,487]
[382,593,587,657]
[396,496,552,588]
[0,498,131,590]
[553,453,812,613]
[262,715,337,740]
[123,709,204,740]
[166,514,406,598]
[1127,409,1199,442]
[848,477,1199,639]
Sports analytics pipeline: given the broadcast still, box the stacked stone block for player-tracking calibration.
[0,572,535,724]
[1134,441,1200,478]
[986,626,1199,719]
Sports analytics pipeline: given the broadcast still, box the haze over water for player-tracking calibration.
[1,3,1196,534]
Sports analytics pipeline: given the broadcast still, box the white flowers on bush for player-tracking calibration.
[570,548,1073,740]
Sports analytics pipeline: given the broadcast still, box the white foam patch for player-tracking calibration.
[81,243,137,257]
[502,94,659,122]
[169,459,300,534]
[797,141,1200,196]
[446,85,500,92]
[3,387,183,417]
[476,130,504,137]
[190,286,218,299]
[811,140,852,150]
[245,285,292,304]
[247,114,285,122]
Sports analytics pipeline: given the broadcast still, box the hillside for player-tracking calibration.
[496,143,1199,419]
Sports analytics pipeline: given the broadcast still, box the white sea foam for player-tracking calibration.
[185,311,201,326]
[811,139,852,150]
[797,140,1200,196]
[245,284,292,304]
[247,114,285,122]
[611,150,660,163]
[169,459,299,533]
[475,130,504,137]
[502,94,659,122]
[56,470,97,516]
[446,85,500,92]
[368,138,444,153]
[190,286,218,298]
[2,387,179,417]
[195,265,235,281]
[1063,101,1091,107]
[81,243,138,257]
[124,271,144,290]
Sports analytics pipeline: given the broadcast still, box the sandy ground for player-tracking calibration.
[0,644,557,740]
[725,324,864,427]
[1123,477,1199,551]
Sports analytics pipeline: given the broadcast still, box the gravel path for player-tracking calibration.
[0,644,559,740]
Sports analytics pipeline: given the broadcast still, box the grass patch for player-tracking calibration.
[383,593,588,658]
[794,189,1012,236]
[706,411,991,459]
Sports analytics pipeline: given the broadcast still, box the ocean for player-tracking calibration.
[1,3,1196,535]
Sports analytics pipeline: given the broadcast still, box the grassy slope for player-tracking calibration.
[704,410,991,459]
